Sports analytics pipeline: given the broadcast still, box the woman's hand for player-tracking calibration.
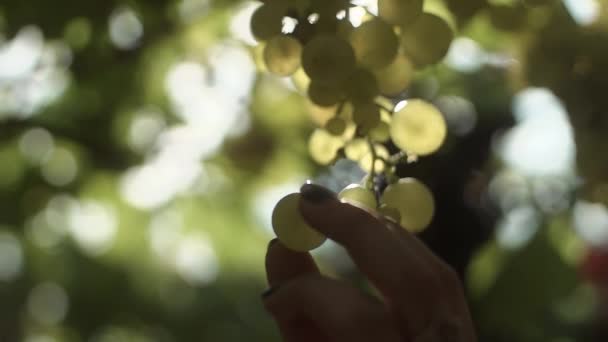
[262,183,477,342]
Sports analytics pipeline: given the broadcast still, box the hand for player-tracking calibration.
[262,183,477,342]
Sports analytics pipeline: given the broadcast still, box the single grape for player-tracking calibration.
[378,204,401,223]
[308,128,345,165]
[263,35,303,76]
[308,81,345,107]
[338,184,377,209]
[369,121,390,142]
[378,0,423,26]
[380,178,435,232]
[325,117,347,136]
[302,34,356,85]
[390,99,447,156]
[344,138,370,161]
[349,18,399,69]
[345,68,380,104]
[272,193,327,251]
[291,67,311,94]
[353,102,381,135]
[307,101,336,126]
[400,13,454,67]
[250,3,288,41]
[374,54,414,96]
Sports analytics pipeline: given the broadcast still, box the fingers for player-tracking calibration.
[265,238,320,287]
[265,239,325,342]
[298,184,447,335]
[264,274,401,342]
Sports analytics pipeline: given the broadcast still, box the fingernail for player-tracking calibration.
[261,286,279,299]
[300,183,336,204]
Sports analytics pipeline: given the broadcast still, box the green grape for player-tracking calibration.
[378,204,401,223]
[302,34,356,85]
[272,193,327,251]
[336,19,354,39]
[380,178,435,232]
[401,13,454,67]
[291,67,311,94]
[344,138,370,161]
[390,99,447,156]
[359,144,389,173]
[263,35,303,76]
[324,117,347,136]
[307,101,336,126]
[345,68,380,104]
[369,121,390,142]
[308,81,345,107]
[349,18,399,69]
[374,54,414,96]
[338,184,377,209]
[308,128,345,165]
[378,0,424,26]
[250,3,288,41]
[353,102,381,135]
[253,43,268,72]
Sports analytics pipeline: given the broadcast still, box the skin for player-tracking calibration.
[262,185,477,342]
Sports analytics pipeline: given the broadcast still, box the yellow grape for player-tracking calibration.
[338,184,377,209]
[253,43,268,72]
[344,138,370,161]
[353,101,381,135]
[307,101,336,126]
[308,128,345,165]
[291,67,311,94]
[345,68,379,104]
[380,178,435,232]
[349,18,399,69]
[369,121,390,142]
[250,3,288,41]
[390,99,447,156]
[359,144,389,173]
[272,193,327,251]
[374,54,414,96]
[263,35,303,76]
[378,0,424,26]
[302,34,356,85]
[400,13,454,67]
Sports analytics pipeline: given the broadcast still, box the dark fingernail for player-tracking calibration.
[300,183,336,204]
[261,286,280,299]
[268,238,279,249]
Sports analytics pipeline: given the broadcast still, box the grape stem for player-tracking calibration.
[335,100,346,118]
[374,102,394,114]
[366,138,378,195]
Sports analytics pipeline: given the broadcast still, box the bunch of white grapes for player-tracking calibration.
[252,0,452,251]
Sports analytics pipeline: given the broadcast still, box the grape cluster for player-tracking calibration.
[252,0,453,251]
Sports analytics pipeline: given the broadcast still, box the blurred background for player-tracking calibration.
[1,0,608,341]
